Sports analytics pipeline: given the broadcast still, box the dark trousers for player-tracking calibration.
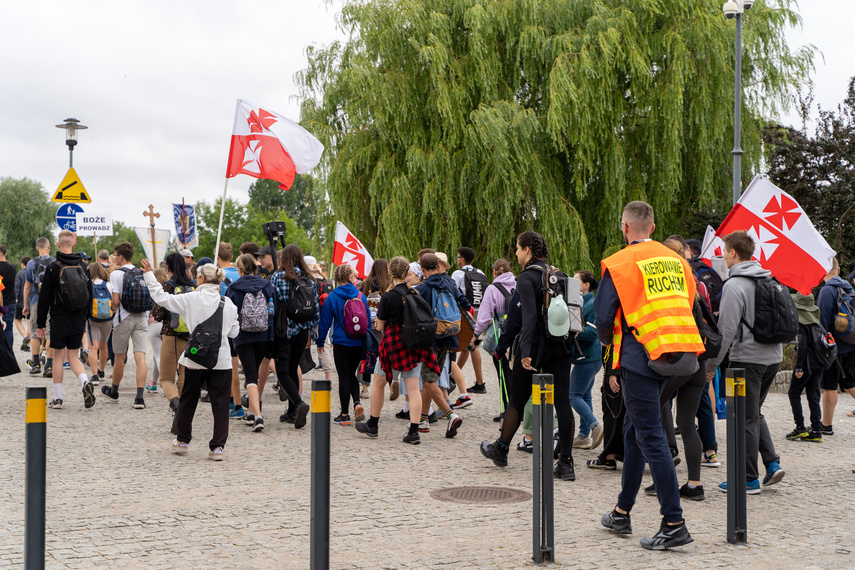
[275,329,308,413]
[660,368,706,482]
[696,381,718,452]
[2,304,14,347]
[732,361,781,481]
[599,372,625,462]
[236,341,270,386]
[333,344,364,414]
[618,368,682,523]
[177,367,231,450]
[789,367,823,430]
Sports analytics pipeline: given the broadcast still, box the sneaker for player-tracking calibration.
[354,404,365,423]
[20,339,30,351]
[277,383,288,402]
[451,394,473,409]
[209,447,224,461]
[820,424,834,436]
[28,363,41,375]
[718,479,761,495]
[590,423,605,450]
[294,402,310,429]
[241,394,249,409]
[553,459,576,481]
[786,426,808,440]
[243,413,256,426]
[586,458,617,470]
[601,510,632,534]
[171,439,188,455]
[680,483,705,501]
[360,385,369,400]
[517,437,534,453]
[355,422,379,438]
[480,440,509,467]
[279,412,295,423]
[468,383,487,394]
[48,398,63,410]
[145,381,157,393]
[200,393,210,403]
[639,519,693,550]
[42,365,52,377]
[644,483,657,496]
[133,397,146,410]
[763,462,785,487]
[252,417,265,432]
[63,362,70,369]
[79,349,89,365]
[701,453,720,467]
[334,414,351,426]
[82,382,96,409]
[445,413,463,438]
[402,431,421,445]
[100,385,118,404]
[553,428,561,460]
[229,406,245,420]
[573,435,592,449]
[390,380,399,401]
[419,420,430,433]
[801,429,823,442]
[89,374,100,387]
[98,370,105,379]
[427,411,438,423]
[395,409,409,420]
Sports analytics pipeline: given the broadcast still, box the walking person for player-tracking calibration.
[817,257,855,433]
[569,270,604,450]
[22,237,55,376]
[86,262,114,386]
[14,256,32,351]
[785,292,826,442]
[595,201,701,549]
[142,258,239,460]
[0,245,17,348]
[452,247,487,391]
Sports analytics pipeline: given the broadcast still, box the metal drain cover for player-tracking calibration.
[430,486,532,505]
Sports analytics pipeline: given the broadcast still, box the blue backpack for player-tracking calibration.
[431,283,461,338]
[91,281,113,322]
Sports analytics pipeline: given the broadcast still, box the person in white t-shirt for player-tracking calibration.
[451,246,485,395]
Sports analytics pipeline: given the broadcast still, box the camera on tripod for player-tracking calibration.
[262,221,287,272]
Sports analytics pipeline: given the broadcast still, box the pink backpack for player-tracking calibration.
[343,292,369,339]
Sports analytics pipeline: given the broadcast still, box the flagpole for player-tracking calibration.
[214,178,229,263]
[181,197,186,249]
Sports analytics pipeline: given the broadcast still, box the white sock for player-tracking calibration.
[687,483,699,489]
[256,414,262,420]
[429,404,435,414]
[78,373,89,388]
[54,383,63,400]
[402,401,410,412]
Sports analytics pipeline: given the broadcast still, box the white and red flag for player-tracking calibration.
[225,99,324,190]
[332,221,374,279]
[716,175,835,294]
[699,225,726,265]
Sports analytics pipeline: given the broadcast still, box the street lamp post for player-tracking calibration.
[55,118,87,168]
[723,0,753,206]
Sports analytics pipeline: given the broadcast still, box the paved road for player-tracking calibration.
[1,328,854,568]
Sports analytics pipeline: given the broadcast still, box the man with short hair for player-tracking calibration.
[97,249,111,268]
[180,249,194,268]
[452,246,486,396]
[23,237,55,376]
[0,244,17,347]
[101,241,148,409]
[239,241,260,256]
[706,230,785,493]
[36,230,95,409]
[817,257,855,431]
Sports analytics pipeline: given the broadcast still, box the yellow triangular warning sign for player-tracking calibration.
[52,167,91,203]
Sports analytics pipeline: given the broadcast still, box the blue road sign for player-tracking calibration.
[56,203,84,232]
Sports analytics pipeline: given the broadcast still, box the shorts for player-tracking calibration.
[50,330,84,350]
[29,302,50,339]
[421,346,449,384]
[228,337,237,357]
[822,351,855,391]
[112,312,148,354]
[15,305,23,320]
[438,353,451,390]
[88,319,112,344]
[373,359,422,381]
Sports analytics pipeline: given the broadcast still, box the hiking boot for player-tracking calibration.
[48,398,63,410]
[82,382,96,409]
[42,365,52,378]
[445,412,463,438]
[100,385,119,404]
[390,380,399,401]
[801,429,823,442]
[355,422,379,438]
[480,440,509,467]
[786,426,808,440]
[553,458,576,481]
[29,362,41,375]
[763,462,785,487]
[294,402,310,429]
[601,510,632,534]
[468,383,487,394]
[586,458,617,470]
[640,519,693,550]
[402,431,420,445]
[820,424,834,436]
[680,483,705,501]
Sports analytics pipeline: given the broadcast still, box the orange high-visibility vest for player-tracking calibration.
[601,241,703,368]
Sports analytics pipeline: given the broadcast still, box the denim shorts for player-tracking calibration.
[374,359,422,381]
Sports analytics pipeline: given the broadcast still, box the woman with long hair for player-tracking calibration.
[360,258,390,396]
[270,244,317,427]
[569,270,604,450]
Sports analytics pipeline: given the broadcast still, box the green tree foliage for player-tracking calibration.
[248,175,318,239]
[763,78,855,269]
[299,0,813,272]
[0,177,56,262]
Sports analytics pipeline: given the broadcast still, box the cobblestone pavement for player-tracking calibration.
[2,329,855,569]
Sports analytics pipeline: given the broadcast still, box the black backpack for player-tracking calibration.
[463,268,489,309]
[807,324,838,371]
[401,289,436,349]
[738,275,798,344]
[285,275,316,323]
[32,256,54,294]
[690,257,724,313]
[184,297,224,369]
[56,259,90,312]
[693,296,722,362]
[526,265,577,348]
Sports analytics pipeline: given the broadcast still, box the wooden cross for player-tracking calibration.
[143,204,161,265]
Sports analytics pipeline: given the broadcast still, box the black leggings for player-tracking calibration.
[660,368,706,482]
[236,341,271,386]
[501,350,575,462]
[333,344,364,415]
[275,329,308,412]
[599,372,625,462]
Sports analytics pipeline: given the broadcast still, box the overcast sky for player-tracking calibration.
[0,0,851,242]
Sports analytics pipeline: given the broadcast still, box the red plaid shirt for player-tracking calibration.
[378,323,440,382]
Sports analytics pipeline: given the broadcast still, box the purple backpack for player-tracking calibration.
[343,292,369,339]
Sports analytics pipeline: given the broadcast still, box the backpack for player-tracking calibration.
[32,256,53,295]
[119,267,154,314]
[284,274,316,323]
[481,283,514,355]
[693,296,722,362]
[833,287,855,344]
[168,285,195,333]
[240,290,269,333]
[184,297,224,369]
[738,275,798,344]
[431,283,461,338]
[91,281,113,321]
[527,265,583,345]
[401,289,437,349]
[343,292,370,339]
[807,323,838,371]
[56,260,89,312]
[690,258,724,313]
[463,268,489,308]
[317,279,334,309]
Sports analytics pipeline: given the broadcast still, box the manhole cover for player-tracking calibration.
[430,486,532,504]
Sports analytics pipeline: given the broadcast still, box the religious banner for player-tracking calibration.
[134,227,171,267]
[172,203,198,249]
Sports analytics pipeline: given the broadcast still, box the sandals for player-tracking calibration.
[586,458,616,470]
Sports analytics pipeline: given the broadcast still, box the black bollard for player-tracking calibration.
[310,379,331,569]
[726,368,747,544]
[531,373,555,563]
[25,386,47,570]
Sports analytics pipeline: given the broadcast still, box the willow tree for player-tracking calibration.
[299,0,812,271]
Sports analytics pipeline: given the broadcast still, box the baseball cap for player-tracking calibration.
[253,245,276,258]
[179,249,194,258]
[76,251,92,260]
[196,256,214,268]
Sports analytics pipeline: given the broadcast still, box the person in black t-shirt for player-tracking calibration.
[0,244,17,347]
